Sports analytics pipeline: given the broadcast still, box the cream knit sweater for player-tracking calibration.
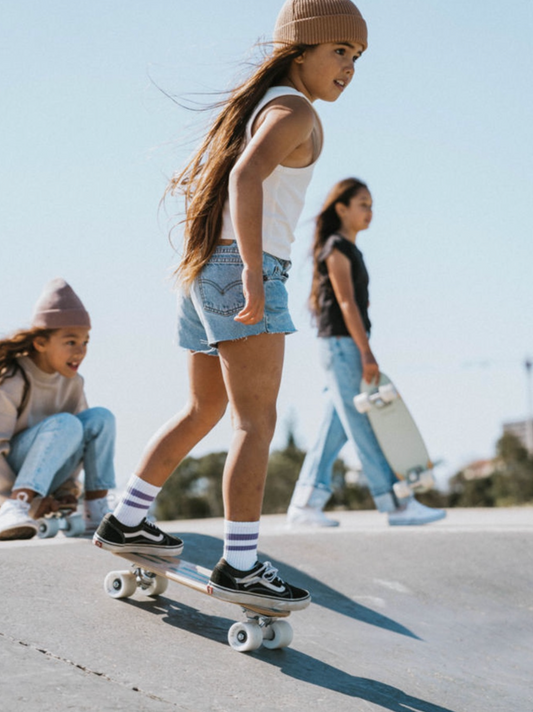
[0,356,87,504]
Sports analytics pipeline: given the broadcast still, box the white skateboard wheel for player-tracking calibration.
[379,383,398,403]
[145,574,169,597]
[393,480,412,500]
[409,470,434,492]
[262,620,293,650]
[37,517,60,539]
[354,393,371,413]
[228,621,263,652]
[104,571,137,599]
[63,514,85,537]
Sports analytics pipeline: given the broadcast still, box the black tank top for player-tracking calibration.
[316,234,371,337]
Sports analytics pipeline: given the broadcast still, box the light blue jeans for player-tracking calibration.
[293,337,398,513]
[6,407,116,497]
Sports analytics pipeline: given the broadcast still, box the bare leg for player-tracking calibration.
[135,352,228,487]
[218,333,285,521]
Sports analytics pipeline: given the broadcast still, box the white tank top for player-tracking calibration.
[219,86,321,261]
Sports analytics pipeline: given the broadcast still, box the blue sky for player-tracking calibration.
[2,1,532,490]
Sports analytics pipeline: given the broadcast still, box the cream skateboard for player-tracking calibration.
[102,551,297,653]
[354,372,435,499]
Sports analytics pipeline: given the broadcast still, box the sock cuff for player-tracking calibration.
[126,474,161,499]
[224,520,260,536]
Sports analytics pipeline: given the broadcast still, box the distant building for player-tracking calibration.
[503,419,533,455]
[462,459,496,480]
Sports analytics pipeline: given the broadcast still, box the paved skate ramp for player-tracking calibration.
[2,508,531,712]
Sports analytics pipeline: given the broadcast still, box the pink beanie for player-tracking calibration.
[31,278,91,330]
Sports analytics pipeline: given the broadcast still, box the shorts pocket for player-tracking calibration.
[198,261,245,316]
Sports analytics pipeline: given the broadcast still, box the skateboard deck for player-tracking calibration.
[354,372,435,499]
[103,550,296,652]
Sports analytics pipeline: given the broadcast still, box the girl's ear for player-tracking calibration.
[32,336,48,353]
[294,52,306,65]
[334,201,346,221]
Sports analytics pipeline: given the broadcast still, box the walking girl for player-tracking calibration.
[287,178,446,526]
[0,278,116,540]
[94,0,369,609]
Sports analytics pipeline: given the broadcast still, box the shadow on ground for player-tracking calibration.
[122,591,452,712]
[171,531,419,640]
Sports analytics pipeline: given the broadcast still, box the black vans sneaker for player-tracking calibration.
[208,558,311,612]
[92,513,184,556]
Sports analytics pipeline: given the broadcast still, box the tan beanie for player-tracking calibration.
[274,0,368,50]
[31,278,91,330]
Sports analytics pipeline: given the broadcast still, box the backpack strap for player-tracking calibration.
[16,365,31,418]
[1,363,31,419]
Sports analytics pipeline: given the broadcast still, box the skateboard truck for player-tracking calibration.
[37,509,85,539]
[228,610,293,652]
[354,382,399,413]
[393,466,435,499]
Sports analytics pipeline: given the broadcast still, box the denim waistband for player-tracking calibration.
[211,242,291,271]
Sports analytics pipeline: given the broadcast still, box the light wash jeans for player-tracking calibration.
[6,407,116,497]
[293,337,398,513]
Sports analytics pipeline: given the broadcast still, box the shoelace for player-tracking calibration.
[259,561,282,584]
[143,518,163,535]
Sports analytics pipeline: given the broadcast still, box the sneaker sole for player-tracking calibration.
[0,525,38,541]
[287,518,340,528]
[92,534,184,557]
[208,583,311,612]
[389,511,447,526]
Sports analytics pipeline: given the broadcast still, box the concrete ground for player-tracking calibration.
[1,507,532,712]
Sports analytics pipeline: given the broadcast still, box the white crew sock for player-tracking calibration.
[224,519,260,572]
[113,474,161,527]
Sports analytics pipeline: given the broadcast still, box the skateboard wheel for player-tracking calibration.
[228,621,263,652]
[104,571,137,599]
[417,471,435,490]
[63,514,85,537]
[261,620,293,650]
[379,383,398,403]
[145,574,169,597]
[37,517,60,539]
[354,393,371,413]
[393,481,412,500]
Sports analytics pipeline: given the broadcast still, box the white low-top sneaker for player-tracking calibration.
[388,498,446,526]
[0,499,38,540]
[287,505,340,528]
[83,496,113,534]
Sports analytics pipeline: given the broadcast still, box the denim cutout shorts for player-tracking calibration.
[176,242,296,356]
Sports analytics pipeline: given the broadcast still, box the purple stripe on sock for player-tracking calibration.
[226,533,258,541]
[128,487,154,502]
[123,499,150,509]
[226,545,257,551]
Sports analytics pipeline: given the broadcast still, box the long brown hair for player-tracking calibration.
[309,177,369,317]
[0,328,54,383]
[166,42,310,288]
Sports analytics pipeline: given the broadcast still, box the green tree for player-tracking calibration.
[154,451,226,521]
[491,432,533,505]
[446,433,533,507]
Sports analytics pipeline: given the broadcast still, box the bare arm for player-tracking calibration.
[326,250,379,385]
[229,98,315,324]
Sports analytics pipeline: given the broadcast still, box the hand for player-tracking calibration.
[362,350,379,385]
[32,495,61,519]
[55,493,78,514]
[234,267,265,325]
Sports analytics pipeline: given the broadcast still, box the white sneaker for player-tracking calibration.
[388,498,446,526]
[287,505,340,528]
[84,496,112,534]
[0,499,38,540]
